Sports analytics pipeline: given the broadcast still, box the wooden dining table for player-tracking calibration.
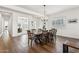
[34,33,42,44]
[34,31,49,45]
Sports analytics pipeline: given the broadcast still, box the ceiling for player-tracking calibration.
[16,5,79,16]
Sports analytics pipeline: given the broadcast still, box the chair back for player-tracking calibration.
[42,30,48,34]
[38,29,42,34]
[49,30,52,33]
[49,30,53,39]
[31,29,36,34]
[27,30,33,39]
[51,28,57,35]
[42,30,48,38]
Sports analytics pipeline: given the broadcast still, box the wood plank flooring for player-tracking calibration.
[0,34,79,53]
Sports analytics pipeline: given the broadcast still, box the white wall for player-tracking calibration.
[48,7,79,39]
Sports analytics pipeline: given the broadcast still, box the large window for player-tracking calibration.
[17,17,28,33]
[17,16,37,33]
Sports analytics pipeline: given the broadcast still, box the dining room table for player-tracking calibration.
[34,30,49,45]
[34,32,42,45]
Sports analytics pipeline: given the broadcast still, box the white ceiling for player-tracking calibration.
[16,5,79,16]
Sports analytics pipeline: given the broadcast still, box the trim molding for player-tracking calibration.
[57,35,79,40]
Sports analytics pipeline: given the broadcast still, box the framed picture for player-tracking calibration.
[52,17,65,28]
[68,18,78,23]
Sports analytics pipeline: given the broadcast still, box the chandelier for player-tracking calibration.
[41,5,48,30]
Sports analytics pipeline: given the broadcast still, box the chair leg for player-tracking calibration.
[28,39,29,46]
[54,36,56,44]
[63,44,68,53]
[55,36,56,43]
[31,40,32,47]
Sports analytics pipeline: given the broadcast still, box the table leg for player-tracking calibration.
[63,44,68,53]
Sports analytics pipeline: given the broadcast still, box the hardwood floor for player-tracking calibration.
[0,34,79,53]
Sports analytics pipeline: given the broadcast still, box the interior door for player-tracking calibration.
[1,11,12,35]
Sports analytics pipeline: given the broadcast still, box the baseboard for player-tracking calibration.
[57,35,79,40]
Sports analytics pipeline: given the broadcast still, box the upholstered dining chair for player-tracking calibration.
[48,30,54,43]
[38,28,42,34]
[42,30,49,44]
[27,30,34,47]
[31,29,36,34]
[51,28,57,44]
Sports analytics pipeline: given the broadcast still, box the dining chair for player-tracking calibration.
[42,30,49,44]
[38,28,42,34]
[27,30,34,47]
[31,29,36,34]
[34,29,43,45]
[51,28,57,44]
[48,30,54,43]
